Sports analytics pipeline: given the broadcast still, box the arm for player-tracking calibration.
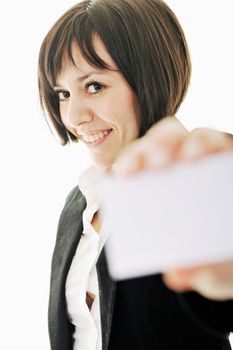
[114,117,233,330]
[114,117,233,300]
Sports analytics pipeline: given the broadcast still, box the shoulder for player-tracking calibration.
[64,185,85,209]
[56,186,87,237]
[60,185,87,217]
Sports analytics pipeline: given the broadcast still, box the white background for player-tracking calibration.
[0,1,232,348]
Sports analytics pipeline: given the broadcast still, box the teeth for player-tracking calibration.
[83,130,111,143]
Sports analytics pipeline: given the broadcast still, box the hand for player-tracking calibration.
[113,116,233,176]
[114,116,233,301]
[163,260,233,301]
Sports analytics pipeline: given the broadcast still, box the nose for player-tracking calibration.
[61,94,94,132]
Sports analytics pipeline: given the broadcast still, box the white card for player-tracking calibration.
[100,152,233,280]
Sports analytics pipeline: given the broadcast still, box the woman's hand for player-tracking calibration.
[162,260,233,301]
[114,116,233,301]
[114,117,233,176]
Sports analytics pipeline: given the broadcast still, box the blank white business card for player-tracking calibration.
[100,152,233,280]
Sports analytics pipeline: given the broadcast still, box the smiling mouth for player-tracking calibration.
[83,129,113,145]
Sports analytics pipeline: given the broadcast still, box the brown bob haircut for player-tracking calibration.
[38,0,191,145]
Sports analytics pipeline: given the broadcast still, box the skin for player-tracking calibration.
[55,36,140,306]
[54,37,140,171]
[115,117,233,301]
[55,36,233,301]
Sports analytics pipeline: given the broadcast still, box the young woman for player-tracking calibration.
[38,1,233,349]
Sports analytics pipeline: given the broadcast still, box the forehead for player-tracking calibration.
[59,36,118,79]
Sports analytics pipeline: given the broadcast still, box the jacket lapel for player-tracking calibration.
[48,187,87,350]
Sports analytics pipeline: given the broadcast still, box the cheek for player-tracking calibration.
[59,105,74,134]
[59,104,66,123]
[123,93,140,136]
[97,87,140,139]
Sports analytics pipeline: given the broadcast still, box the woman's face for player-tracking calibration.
[54,37,140,170]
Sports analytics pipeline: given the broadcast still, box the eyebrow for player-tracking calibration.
[54,70,114,89]
[77,71,104,82]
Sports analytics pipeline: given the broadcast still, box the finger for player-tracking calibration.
[113,139,146,176]
[178,128,233,161]
[145,116,188,141]
[143,117,188,168]
[114,117,188,176]
[162,268,200,292]
[163,261,233,300]
[163,268,219,296]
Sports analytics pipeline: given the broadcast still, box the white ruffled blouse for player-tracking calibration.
[65,165,108,350]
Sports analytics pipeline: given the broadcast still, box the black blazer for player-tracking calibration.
[48,186,233,350]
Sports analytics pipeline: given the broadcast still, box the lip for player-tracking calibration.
[83,129,113,147]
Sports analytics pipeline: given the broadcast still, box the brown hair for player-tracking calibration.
[38,0,191,145]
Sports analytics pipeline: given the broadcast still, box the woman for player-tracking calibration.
[38,0,233,349]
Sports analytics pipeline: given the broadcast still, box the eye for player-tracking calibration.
[55,90,70,102]
[85,81,104,94]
